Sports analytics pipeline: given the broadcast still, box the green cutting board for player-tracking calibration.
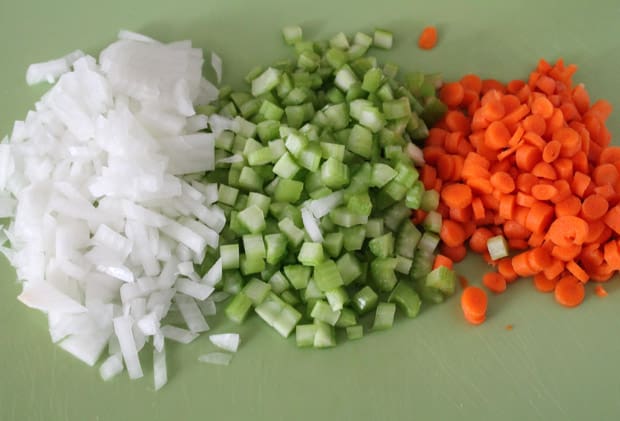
[1,0,619,419]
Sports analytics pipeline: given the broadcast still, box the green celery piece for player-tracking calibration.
[388,281,422,318]
[346,192,372,217]
[240,255,265,276]
[382,97,411,120]
[242,278,272,306]
[238,167,263,192]
[352,286,378,314]
[222,270,244,295]
[324,103,350,130]
[425,266,456,295]
[347,124,373,158]
[314,260,344,292]
[325,287,348,312]
[323,232,344,258]
[265,233,288,265]
[296,324,317,348]
[252,67,282,97]
[371,257,398,292]
[242,234,266,260]
[273,178,304,203]
[297,242,325,266]
[220,244,240,270]
[346,325,364,340]
[368,232,395,258]
[335,308,358,328]
[284,264,312,290]
[422,210,442,234]
[238,205,266,234]
[313,321,336,348]
[268,270,290,294]
[336,253,363,285]
[321,158,350,189]
[225,292,253,324]
[342,226,366,251]
[310,300,341,326]
[361,68,383,93]
[273,152,301,179]
[372,302,396,331]
[218,184,239,206]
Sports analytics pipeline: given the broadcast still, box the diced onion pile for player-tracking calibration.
[0,31,235,389]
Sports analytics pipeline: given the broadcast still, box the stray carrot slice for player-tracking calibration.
[594,285,608,298]
[418,26,438,50]
[483,272,507,293]
[461,286,488,325]
[554,275,585,307]
[534,273,558,293]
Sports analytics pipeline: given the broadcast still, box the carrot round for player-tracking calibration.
[418,26,438,50]
[483,272,507,293]
[546,215,589,247]
[534,272,558,293]
[542,140,562,163]
[441,183,472,209]
[468,227,494,253]
[489,171,515,194]
[554,275,585,307]
[461,286,488,325]
[484,121,511,150]
[581,194,609,221]
[440,243,467,263]
[440,82,465,108]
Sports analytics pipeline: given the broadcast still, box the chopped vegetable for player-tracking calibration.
[424,58,617,315]
[208,27,445,347]
[418,26,438,50]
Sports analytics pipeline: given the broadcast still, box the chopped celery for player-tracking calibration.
[208,26,449,348]
[252,67,282,97]
[242,234,266,260]
[310,300,341,326]
[242,278,272,306]
[336,253,363,285]
[487,235,509,260]
[372,302,396,330]
[265,233,288,265]
[325,287,348,311]
[352,286,378,314]
[369,233,394,258]
[274,178,303,202]
[218,184,239,206]
[240,255,265,275]
[284,264,312,290]
[268,270,290,293]
[342,226,366,251]
[336,308,358,328]
[346,325,364,340]
[314,260,344,292]
[313,321,336,348]
[296,324,317,347]
[220,244,240,270]
[388,282,422,318]
[225,292,253,324]
[422,210,442,234]
[323,232,344,257]
[425,266,456,295]
[238,205,266,233]
[297,242,325,266]
[371,258,398,292]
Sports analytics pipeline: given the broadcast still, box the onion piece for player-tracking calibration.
[209,333,240,353]
[198,352,232,366]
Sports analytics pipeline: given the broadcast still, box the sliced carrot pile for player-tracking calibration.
[420,58,617,315]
